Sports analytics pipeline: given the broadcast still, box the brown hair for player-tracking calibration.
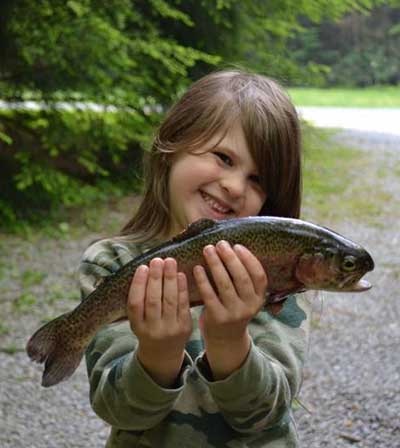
[120,69,302,241]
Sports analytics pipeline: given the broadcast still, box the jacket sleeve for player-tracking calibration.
[195,294,311,434]
[78,239,191,431]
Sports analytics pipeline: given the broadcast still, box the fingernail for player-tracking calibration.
[164,258,176,272]
[217,240,230,250]
[204,245,215,256]
[136,265,148,276]
[193,265,204,276]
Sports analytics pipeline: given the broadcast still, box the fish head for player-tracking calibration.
[295,242,374,293]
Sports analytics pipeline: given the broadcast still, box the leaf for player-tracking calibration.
[66,0,87,17]
[0,131,13,145]
[149,0,194,26]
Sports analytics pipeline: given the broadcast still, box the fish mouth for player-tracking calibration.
[340,278,372,292]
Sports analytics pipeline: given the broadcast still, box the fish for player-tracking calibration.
[26,217,374,387]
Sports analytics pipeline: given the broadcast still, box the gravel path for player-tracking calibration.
[296,129,400,447]
[1,130,399,447]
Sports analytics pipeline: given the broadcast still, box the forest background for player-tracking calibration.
[1,0,399,230]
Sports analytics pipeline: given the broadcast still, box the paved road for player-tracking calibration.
[297,107,400,136]
[2,101,398,136]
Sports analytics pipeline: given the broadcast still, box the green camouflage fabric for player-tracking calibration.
[78,238,311,448]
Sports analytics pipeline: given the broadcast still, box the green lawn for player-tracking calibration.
[288,86,400,108]
[301,128,396,227]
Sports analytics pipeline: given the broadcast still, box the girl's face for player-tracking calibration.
[167,122,267,237]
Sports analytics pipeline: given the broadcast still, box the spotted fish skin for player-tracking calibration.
[26,217,374,387]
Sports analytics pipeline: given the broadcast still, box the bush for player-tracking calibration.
[0,106,161,228]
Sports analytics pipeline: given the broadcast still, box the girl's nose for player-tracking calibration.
[220,173,246,199]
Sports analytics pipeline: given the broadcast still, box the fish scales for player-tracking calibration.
[26,216,374,387]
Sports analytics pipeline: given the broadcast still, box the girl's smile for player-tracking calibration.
[167,122,267,237]
[200,191,234,217]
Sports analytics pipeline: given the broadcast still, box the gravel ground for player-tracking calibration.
[1,129,399,447]
[296,129,400,447]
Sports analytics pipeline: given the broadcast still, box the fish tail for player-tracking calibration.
[26,313,85,387]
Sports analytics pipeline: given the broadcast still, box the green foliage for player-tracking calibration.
[329,37,400,86]
[0,0,222,229]
[162,0,380,83]
[289,4,400,86]
[0,107,152,228]
[0,0,389,229]
[2,0,217,100]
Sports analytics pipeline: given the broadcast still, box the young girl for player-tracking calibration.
[79,70,311,447]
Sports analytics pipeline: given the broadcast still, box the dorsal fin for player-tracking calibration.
[171,218,218,243]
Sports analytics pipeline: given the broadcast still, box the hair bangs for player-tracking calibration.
[155,90,239,158]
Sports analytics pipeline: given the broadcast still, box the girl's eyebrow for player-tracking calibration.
[214,144,237,158]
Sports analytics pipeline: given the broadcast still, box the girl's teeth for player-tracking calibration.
[202,192,230,213]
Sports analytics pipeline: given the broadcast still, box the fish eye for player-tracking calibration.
[342,256,357,271]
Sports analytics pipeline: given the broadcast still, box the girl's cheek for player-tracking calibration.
[250,190,266,215]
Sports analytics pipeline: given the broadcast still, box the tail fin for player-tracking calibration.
[26,313,85,387]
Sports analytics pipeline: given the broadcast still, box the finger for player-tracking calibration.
[215,240,253,301]
[145,258,163,322]
[233,244,268,297]
[203,244,237,306]
[162,258,178,320]
[127,265,149,325]
[177,272,190,321]
[193,264,224,314]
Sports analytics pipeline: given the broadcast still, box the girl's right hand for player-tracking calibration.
[127,257,193,387]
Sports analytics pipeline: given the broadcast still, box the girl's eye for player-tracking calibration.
[214,151,233,166]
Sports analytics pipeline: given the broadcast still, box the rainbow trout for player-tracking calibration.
[27,217,374,387]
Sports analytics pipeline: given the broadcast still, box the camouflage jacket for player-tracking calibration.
[78,238,311,448]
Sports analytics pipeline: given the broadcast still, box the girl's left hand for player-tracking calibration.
[193,241,268,379]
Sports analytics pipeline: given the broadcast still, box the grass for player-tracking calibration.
[0,344,25,354]
[0,323,10,335]
[0,193,136,243]
[288,86,400,108]
[45,284,80,303]
[13,292,37,311]
[21,270,47,288]
[301,127,397,226]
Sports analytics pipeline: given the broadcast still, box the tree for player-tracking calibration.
[288,2,400,86]
[0,0,388,227]
[0,0,219,226]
